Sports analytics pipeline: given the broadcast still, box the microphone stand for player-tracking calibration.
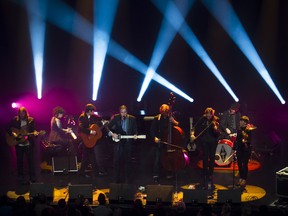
[224,150,237,189]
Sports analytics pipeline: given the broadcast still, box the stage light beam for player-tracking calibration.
[25,0,47,99]
[16,0,193,102]
[92,0,119,101]
[137,0,195,102]
[152,0,239,102]
[202,0,285,104]
[108,41,194,102]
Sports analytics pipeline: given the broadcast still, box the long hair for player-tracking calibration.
[18,107,28,119]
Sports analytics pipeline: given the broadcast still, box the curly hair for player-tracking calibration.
[53,106,65,116]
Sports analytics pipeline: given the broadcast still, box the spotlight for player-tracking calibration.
[140,110,146,115]
[11,102,18,109]
[152,0,239,102]
[92,0,119,101]
[202,0,285,104]
[137,0,195,101]
[25,0,47,99]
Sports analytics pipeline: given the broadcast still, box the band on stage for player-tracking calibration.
[5,100,256,191]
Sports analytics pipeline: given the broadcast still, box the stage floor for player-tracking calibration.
[0,138,287,207]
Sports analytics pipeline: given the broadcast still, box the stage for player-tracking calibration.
[0,135,287,209]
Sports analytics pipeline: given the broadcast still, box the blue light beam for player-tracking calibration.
[93,0,119,101]
[108,41,194,102]
[25,0,47,99]
[152,0,239,102]
[137,0,195,102]
[17,0,193,102]
[202,0,285,104]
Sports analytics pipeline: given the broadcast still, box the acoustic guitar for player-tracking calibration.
[79,123,107,148]
[6,128,46,146]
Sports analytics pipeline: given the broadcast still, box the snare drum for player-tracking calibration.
[215,139,234,166]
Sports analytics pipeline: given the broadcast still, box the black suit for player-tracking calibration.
[107,114,137,183]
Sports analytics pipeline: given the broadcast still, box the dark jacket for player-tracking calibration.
[7,116,36,146]
[78,113,104,135]
[107,114,137,135]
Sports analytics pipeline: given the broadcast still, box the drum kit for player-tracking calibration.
[215,124,257,167]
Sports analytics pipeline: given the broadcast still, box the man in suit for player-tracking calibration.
[107,105,137,183]
[78,104,107,178]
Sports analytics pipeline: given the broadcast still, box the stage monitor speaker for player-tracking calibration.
[52,156,78,174]
[30,183,54,202]
[68,184,93,203]
[109,183,136,204]
[183,189,207,204]
[217,189,241,203]
[276,167,288,198]
[146,185,174,205]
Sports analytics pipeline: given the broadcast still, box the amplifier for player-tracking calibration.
[276,167,288,198]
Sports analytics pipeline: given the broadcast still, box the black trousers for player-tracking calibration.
[201,140,217,181]
[79,146,98,176]
[15,145,35,180]
[236,147,251,180]
[113,140,132,183]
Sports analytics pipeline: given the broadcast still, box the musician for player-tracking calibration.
[107,105,137,183]
[234,116,252,189]
[78,104,107,178]
[150,104,179,182]
[192,108,219,190]
[48,107,73,146]
[6,107,36,184]
[219,102,241,141]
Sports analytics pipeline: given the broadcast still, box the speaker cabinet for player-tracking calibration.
[183,189,207,204]
[146,185,174,205]
[109,183,136,204]
[68,184,93,202]
[52,156,78,173]
[30,183,54,201]
[217,189,241,203]
[276,167,288,198]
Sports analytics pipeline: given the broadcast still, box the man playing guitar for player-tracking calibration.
[6,107,37,184]
[78,104,108,178]
[107,105,138,183]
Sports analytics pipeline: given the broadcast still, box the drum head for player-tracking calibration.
[215,143,233,166]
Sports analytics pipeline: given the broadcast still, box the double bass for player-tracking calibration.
[160,93,189,172]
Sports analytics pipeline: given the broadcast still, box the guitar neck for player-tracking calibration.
[120,135,146,139]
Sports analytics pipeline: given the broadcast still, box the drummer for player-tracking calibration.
[219,102,241,142]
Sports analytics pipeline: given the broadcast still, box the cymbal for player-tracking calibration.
[247,124,257,131]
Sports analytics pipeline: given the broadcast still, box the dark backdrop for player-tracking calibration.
[0,0,288,143]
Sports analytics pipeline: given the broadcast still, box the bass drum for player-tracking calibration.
[215,139,234,166]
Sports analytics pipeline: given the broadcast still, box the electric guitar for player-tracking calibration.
[6,128,46,146]
[112,135,146,143]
